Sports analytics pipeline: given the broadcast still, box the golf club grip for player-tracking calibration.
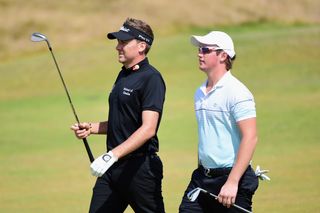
[82,138,94,162]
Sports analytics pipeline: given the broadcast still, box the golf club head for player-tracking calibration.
[31,32,52,49]
[31,32,47,42]
[187,188,203,202]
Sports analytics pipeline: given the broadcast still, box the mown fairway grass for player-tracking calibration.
[0,23,319,212]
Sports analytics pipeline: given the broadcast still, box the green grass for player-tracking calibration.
[0,23,320,213]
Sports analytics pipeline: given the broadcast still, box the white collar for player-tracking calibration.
[200,71,232,95]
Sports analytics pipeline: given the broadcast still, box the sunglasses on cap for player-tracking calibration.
[198,47,222,54]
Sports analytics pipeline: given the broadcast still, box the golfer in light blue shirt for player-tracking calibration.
[179,31,259,213]
[196,71,256,169]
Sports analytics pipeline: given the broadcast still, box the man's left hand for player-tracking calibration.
[218,181,238,208]
[90,151,118,177]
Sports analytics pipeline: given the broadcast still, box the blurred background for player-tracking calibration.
[1,0,319,59]
[0,0,319,212]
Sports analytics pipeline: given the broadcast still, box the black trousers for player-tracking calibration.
[179,166,258,213]
[89,154,165,213]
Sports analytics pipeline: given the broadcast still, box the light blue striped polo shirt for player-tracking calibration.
[195,71,256,169]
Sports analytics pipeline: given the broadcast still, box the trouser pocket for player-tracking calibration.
[239,167,259,193]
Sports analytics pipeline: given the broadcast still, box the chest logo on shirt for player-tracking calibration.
[122,87,134,96]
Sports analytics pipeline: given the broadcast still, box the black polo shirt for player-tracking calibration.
[106,58,166,154]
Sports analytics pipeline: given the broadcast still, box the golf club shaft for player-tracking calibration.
[201,189,252,213]
[204,191,252,213]
[49,48,94,163]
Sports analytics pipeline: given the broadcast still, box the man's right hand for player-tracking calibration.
[70,122,91,139]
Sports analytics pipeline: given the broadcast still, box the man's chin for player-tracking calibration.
[199,65,206,71]
[118,57,125,64]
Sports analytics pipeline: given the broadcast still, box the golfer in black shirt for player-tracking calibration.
[71,18,166,213]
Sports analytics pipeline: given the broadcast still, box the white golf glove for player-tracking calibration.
[255,165,271,181]
[90,151,118,177]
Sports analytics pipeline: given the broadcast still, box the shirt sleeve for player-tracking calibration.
[231,89,256,122]
[141,73,166,113]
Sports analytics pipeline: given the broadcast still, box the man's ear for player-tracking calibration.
[220,51,228,63]
[138,42,147,54]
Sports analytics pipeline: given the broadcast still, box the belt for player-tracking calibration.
[199,165,232,177]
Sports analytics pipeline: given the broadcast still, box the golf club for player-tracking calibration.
[31,32,94,163]
[187,187,252,213]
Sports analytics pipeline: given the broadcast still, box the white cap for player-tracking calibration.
[190,31,236,58]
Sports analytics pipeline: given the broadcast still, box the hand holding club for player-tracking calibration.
[71,122,91,139]
[187,187,252,213]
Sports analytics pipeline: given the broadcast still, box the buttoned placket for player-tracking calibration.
[200,86,218,109]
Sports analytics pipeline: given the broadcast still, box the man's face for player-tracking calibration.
[116,39,142,67]
[197,46,224,72]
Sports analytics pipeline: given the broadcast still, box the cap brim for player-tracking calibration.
[190,35,203,47]
[191,35,218,47]
[107,31,135,41]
